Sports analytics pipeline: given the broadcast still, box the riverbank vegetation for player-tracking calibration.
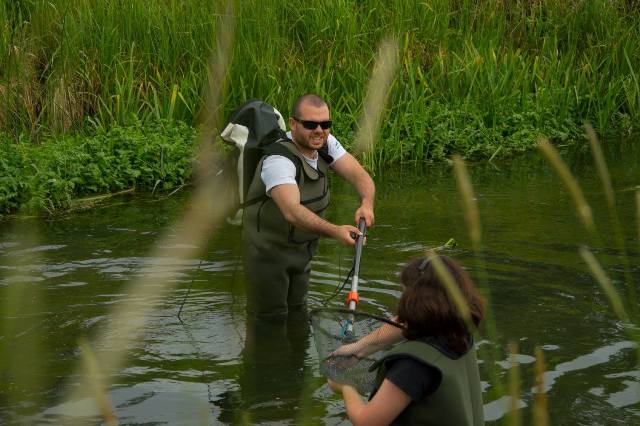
[0,121,196,215]
[1,0,639,215]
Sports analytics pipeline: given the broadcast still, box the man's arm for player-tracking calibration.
[330,153,375,227]
[270,184,360,246]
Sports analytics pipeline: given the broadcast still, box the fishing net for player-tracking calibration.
[309,308,404,395]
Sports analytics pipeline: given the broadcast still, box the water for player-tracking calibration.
[1,141,639,425]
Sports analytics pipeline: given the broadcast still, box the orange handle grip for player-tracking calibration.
[346,291,359,306]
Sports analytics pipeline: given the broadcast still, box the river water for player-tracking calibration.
[1,141,638,425]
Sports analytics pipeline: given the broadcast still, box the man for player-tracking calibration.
[241,93,375,317]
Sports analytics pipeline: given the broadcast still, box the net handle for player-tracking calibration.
[347,217,367,310]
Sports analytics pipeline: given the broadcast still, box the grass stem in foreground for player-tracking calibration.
[426,250,471,328]
[585,124,614,209]
[452,156,481,252]
[352,35,399,168]
[537,137,596,237]
[585,123,637,314]
[451,155,505,402]
[578,246,639,364]
[507,341,522,426]
[78,338,118,426]
[636,190,640,244]
[533,347,550,426]
[578,246,629,324]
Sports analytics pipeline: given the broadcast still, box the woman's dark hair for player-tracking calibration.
[396,256,485,354]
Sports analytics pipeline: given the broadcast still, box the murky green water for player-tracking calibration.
[1,141,639,425]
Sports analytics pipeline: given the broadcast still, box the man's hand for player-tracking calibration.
[271,184,362,246]
[333,225,361,246]
[355,203,374,227]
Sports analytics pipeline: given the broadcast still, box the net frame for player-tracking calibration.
[309,307,404,395]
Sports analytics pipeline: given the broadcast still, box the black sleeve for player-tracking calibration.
[384,358,441,401]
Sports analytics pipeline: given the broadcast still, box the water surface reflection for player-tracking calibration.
[1,144,638,424]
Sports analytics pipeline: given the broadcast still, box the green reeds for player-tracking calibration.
[2,0,639,168]
[2,0,640,215]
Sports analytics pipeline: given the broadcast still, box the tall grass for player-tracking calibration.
[1,0,639,166]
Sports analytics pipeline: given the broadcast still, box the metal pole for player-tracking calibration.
[345,218,367,337]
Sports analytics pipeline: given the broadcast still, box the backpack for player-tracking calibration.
[219,99,288,225]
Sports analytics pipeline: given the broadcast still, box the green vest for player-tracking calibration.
[370,338,484,426]
[242,139,331,246]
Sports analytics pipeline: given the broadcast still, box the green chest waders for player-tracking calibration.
[242,140,330,316]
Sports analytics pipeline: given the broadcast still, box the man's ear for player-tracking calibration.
[288,116,297,130]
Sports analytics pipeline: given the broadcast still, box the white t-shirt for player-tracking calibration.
[261,132,347,195]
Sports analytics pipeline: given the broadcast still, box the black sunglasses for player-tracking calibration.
[293,117,332,130]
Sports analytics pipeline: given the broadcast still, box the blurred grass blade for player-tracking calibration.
[194,1,235,183]
[585,124,614,209]
[451,155,505,401]
[637,190,640,243]
[62,1,235,419]
[78,338,118,426]
[426,250,472,329]
[537,137,595,235]
[533,347,550,426]
[507,341,522,426]
[452,155,481,251]
[352,35,399,161]
[586,123,636,312]
[578,246,629,323]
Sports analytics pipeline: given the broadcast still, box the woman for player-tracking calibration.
[328,255,486,426]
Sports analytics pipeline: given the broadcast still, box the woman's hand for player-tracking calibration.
[330,342,362,358]
[327,378,345,393]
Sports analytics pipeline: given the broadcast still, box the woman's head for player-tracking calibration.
[396,256,485,353]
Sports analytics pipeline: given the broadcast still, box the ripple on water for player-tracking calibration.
[129,293,246,369]
[0,241,20,250]
[9,245,67,255]
[1,275,45,284]
[57,281,88,287]
[483,340,639,422]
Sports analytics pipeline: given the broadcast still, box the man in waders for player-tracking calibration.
[218,93,376,423]
[241,93,376,318]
